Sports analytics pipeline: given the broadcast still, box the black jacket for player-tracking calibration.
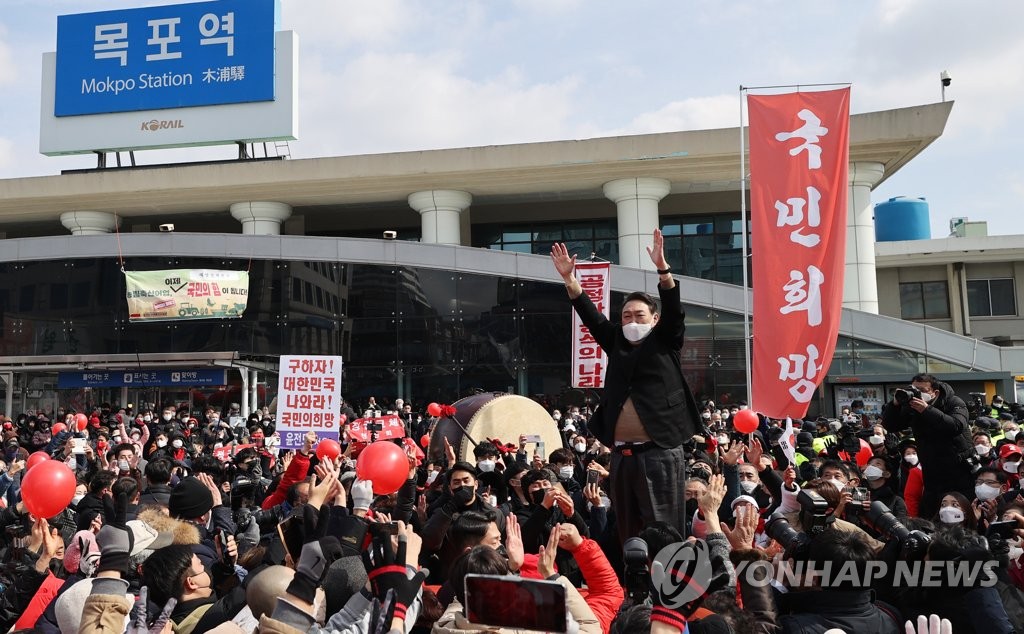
[139,482,173,507]
[777,589,901,634]
[570,282,699,448]
[881,380,973,515]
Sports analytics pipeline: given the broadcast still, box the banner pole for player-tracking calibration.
[739,86,754,410]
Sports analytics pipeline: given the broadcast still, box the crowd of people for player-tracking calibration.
[0,384,1022,633]
[0,233,1019,633]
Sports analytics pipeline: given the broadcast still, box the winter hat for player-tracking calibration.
[64,530,100,575]
[56,578,132,633]
[168,477,214,519]
[730,495,759,509]
[322,556,369,617]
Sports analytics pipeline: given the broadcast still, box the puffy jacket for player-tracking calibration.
[903,465,923,518]
[569,538,624,633]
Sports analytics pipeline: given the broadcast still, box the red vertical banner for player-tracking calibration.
[572,262,610,388]
[748,88,850,418]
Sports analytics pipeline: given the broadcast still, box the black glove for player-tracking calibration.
[822,437,840,459]
[128,586,177,634]
[363,530,426,624]
[96,492,133,576]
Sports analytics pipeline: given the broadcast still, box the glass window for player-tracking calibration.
[967,278,1017,317]
[899,283,924,319]
[661,213,750,286]
[474,221,619,264]
[900,281,948,320]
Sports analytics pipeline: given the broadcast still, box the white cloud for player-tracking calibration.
[604,95,739,136]
[281,0,416,49]
[292,50,582,157]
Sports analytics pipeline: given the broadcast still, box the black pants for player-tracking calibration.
[610,444,687,545]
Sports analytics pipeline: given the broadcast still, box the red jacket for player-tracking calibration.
[904,465,923,518]
[571,538,624,634]
[262,451,310,510]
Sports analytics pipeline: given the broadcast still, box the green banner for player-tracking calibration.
[124,269,249,322]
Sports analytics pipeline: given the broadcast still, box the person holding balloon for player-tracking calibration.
[551,228,701,543]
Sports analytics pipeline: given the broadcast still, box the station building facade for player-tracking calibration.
[1,99,1019,418]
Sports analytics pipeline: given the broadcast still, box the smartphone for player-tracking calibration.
[368,521,400,536]
[217,529,233,566]
[71,438,87,454]
[850,487,869,503]
[586,469,600,486]
[988,520,1017,539]
[522,434,542,444]
[535,441,545,461]
[277,515,304,563]
[464,574,567,633]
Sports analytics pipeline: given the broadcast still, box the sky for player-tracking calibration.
[0,0,1021,238]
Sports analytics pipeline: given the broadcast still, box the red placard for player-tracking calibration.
[572,262,610,388]
[212,442,255,462]
[748,88,850,418]
[347,415,407,442]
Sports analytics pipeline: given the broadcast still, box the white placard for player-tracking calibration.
[276,355,343,450]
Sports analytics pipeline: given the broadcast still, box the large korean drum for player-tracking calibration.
[427,392,563,464]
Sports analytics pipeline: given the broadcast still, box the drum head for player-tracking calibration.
[427,393,563,464]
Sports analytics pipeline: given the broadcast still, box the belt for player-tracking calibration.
[612,441,657,456]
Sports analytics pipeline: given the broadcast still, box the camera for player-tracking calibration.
[940,70,951,87]
[967,392,988,419]
[764,490,833,560]
[861,501,930,560]
[622,537,650,604]
[893,386,922,406]
[159,223,175,232]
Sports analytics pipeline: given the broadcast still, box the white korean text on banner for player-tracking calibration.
[347,415,407,443]
[748,88,850,418]
[124,269,248,322]
[276,355,343,449]
[572,262,611,388]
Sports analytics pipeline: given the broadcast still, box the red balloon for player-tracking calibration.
[356,441,410,495]
[21,460,76,519]
[420,434,430,449]
[836,439,874,467]
[426,403,442,417]
[733,409,759,434]
[50,423,67,435]
[316,438,342,462]
[25,451,50,472]
[75,413,88,431]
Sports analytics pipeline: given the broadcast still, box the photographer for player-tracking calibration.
[882,373,974,518]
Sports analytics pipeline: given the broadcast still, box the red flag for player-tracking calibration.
[748,88,850,418]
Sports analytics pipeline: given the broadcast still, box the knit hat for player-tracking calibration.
[56,579,132,634]
[64,530,100,575]
[322,556,369,617]
[168,477,214,519]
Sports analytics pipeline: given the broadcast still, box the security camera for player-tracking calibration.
[940,70,951,87]
[383,230,397,240]
[159,223,175,232]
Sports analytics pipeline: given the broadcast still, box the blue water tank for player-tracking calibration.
[874,197,931,242]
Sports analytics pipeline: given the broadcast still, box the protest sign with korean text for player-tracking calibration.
[748,88,850,418]
[276,355,343,449]
[347,415,407,443]
[124,269,248,322]
[572,262,611,388]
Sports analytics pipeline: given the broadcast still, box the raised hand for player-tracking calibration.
[505,514,525,572]
[646,228,669,270]
[722,504,759,551]
[550,242,577,280]
[722,441,745,467]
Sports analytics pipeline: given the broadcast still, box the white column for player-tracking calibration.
[60,211,119,235]
[230,202,293,235]
[408,190,471,245]
[603,177,671,270]
[844,162,885,313]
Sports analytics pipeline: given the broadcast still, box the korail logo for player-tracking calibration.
[650,539,714,608]
[141,119,185,131]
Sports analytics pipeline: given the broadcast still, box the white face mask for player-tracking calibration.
[1006,430,1019,442]
[72,494,85,506]
[976,484,1001,501]
[1004,460,1020,474]
[477,459,496,473]
[172,439,183,449]
[919,391,934,403]
[117,459,130,472]
[558,465,574,480]
[156,439,167,448]
[976,444,991,457]
[552,413,561,421]
[869,435,885,446]
[162,413,173,422]
[143,415,152,422]
[574,442,587,453]
[827,478,846,493]
[701,412,711,420]
[904,453,919,466]
[863,465,885,481]
[938,506,965,524]
[739,480,759,494]
[426,471,439,485]
[622,322,653,343]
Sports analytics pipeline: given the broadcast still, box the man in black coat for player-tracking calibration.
[881,373,973,519]
[551,229,700,543]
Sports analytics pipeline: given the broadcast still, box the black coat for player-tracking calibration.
[570,283,699,449]
[881,380,973,516]
[777,589,901,634]
[139,482,173,507]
